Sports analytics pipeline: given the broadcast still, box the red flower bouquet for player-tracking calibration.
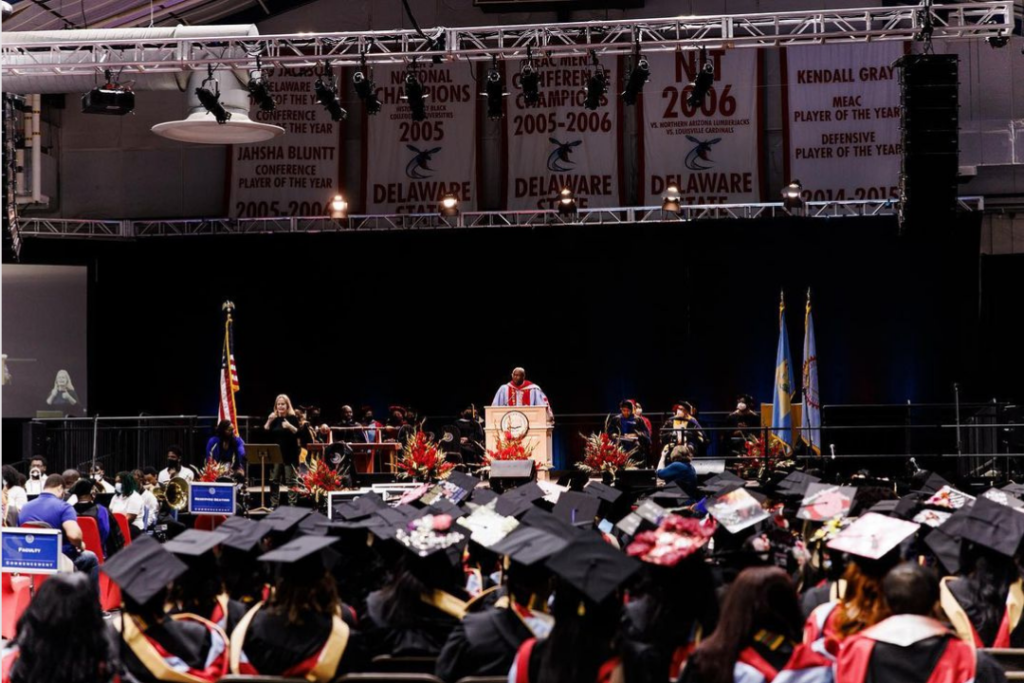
[198,457,231,483]
[485,430,535,464]
[396,431,455,481]
[740,435,788,477]
[299,455,344,503]
[577,433,639,476]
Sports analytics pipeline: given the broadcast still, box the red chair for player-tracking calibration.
[112,512,133,547]
[1,572,31,639]
[78,516,121,610]
[195,515,228,531]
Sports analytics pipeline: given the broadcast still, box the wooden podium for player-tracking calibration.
[485,406,554,473]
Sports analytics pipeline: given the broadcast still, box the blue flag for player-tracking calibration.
[772,294,795,450]
[802,292,821,455]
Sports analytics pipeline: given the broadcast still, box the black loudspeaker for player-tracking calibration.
[489,459,536,492]
[896,54,959,231]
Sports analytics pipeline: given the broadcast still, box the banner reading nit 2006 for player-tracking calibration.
[363,63,478,213]
[641,50,762,205]
[505,56,623,210]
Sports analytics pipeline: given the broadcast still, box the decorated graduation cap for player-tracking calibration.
[446,471,482,497]
[457,502,520,547]
[707,488,769,534]
[101,535,189,606]
[959,495,1024,558]
[163,529,230,557]
[911,472,952,496]
[797,484,856,522]
[491,525,569,567]
[553,491,602,529]
[925,507,971,574]
[980,488,1024,510]
[545,534,641,605]
[626,514,716,567]
[258,534,340,578]
[827,512,920,561]
[394,513,467,562]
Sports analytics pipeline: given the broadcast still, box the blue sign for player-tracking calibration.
[188,482,236,516]
[1,529,62,574]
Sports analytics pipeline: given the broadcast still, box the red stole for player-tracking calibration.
[1,648,18,683]
[508,381,535,406]
[737,646,781,681]
[514,638,619,683]
[122,613,229,683]
[839,616,976,683]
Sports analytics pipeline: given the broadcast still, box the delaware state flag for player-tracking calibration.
[771,294,795,450]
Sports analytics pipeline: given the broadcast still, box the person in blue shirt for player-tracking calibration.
[17,473,100,585]
[206,419,246,473]
[657,443,698,497]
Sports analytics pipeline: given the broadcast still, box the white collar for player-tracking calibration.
[862,615,950,647]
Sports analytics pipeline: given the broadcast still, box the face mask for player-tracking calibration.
[167,460,179,471]
[737,402,747,411]
[30,469,41,479]
[93,474,103,482]
[115,483,123,494]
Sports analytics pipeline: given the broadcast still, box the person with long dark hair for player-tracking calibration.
[509,533,640,683]
[0,573,119,683]
[940,497,1024,648]
[110,470,145,536]
[230,535,363,680]
[206,420,246,474]
[679,567,805,683]
[622,515,719,683]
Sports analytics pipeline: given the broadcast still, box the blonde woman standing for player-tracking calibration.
[264,394,301,507]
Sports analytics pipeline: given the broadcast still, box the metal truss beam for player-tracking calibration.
[1,3,1014,77]
[15,198,985,239]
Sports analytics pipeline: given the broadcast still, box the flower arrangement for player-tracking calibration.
[198,457,231,483]
[396,431,455,481]
[576,433,639,476]
[298,455,344,503]
[484,430,535,463]
[739,435,789,478]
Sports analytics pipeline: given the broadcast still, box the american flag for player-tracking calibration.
[218,304,239,426]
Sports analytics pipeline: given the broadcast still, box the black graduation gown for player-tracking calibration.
[944,577,1024,648]
[363,589,463,658]
[118,615,226,683]
[168,595,248,637]
[621,597,702,683]
[435,605,532,683]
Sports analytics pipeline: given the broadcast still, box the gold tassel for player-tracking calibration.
[577,601,586,617]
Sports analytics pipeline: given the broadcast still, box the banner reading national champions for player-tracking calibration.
[640,49,763,205]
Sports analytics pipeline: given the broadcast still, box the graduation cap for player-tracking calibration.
[912,472,952,496]
[648,484,692,510]
[263,506,314,534]
[1002,483,1024,498]
[298,511,331,537]
[584,481,623,505]
[625,514,716,567]
[707,488,769,534]
[259,534,340,577]
[553,491,602,529]
[394,514,467,559]
[775,471,821,498]
[868,500,901,516]
[491,525,569,567]
[615,512,644,538]
[427,498,466,521]
[980,488,1024,510]
[101,535,189,606]
[925,507,971,574]
[960,495,1024,557]
[635,500,668,528]
[472,488,499,506]
[545,534,641,605]
[163,529,231,557]
[797,484,856,522]
[447,471,481,497]
[912,509,952,528]
[827,512,920,561]
[520,506,582,539]
[923,485,976,511]
[699,471,745,495]
[495,482,547,518]
[456,502,520,547]
[220,518,272,553]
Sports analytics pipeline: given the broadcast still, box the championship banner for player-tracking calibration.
[640,49,762,206]
[505,55,623,210]
[363,62,478,213]
[229,67,342,218]
[783,43,904,202]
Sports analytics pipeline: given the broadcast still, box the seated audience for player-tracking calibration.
[17,473,99,583]
[110,471,145,537]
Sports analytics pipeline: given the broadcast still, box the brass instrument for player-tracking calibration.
[153,476,189,511]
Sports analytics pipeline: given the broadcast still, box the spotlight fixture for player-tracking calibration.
[330,194,348,220]
[403,71,428,122]
[82,69,135,116]
[557,187,578,216]
[430,29,446,65]
[583,51,608,111]
[196,66,230,124]
[439,193,459,218]
[782,180,804,212]
[622,39,649,106]
[662,184,682,214]
[353,70,382,115]
[986,21,1009,48]
[519,46,541,107]
[914,0,935,44]
[247,55,275,112]
[687,48,714,109]
[315,66,347,122]
[483,58,507,120]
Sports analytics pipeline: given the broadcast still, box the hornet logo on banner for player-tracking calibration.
[547,138,582,172]
[405,145,442,179]
[684,136,722,171]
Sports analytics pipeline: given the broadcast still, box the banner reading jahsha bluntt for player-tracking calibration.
[504,55,624,210]
[363,63,478,213]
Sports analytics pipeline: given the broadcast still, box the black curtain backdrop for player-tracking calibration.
[4,213,1004,435]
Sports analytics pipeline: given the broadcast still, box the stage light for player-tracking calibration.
[314,76,347,122]
[330,194,348,219]
[987,22,1009,48]
[404,72,428,122]
[557,187,578,216]
[584,68,607,111]
[622,56,650,106]
[687,59,714,109]
[662,184,682,214]
[353,71,382,115]
[782,180,804,212]
[484,60,507,120]
[439,193,459,217]
[247,56,275,112]
[520,62,540,106]
[196,69,231,124]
